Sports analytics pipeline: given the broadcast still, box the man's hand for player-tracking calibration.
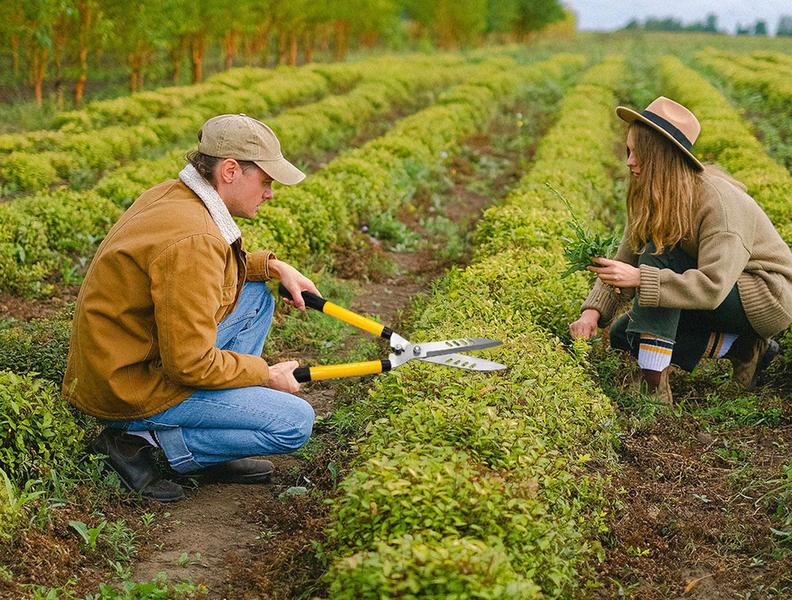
[569,309,600,340]
[588,257,640,288]
[267,360,301,393]
[269,259,321,310]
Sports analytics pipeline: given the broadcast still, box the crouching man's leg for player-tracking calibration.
[130,386,315,482]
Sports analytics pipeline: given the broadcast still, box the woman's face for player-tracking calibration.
[626,128,640,178]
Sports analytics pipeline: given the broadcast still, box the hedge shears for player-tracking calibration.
[279,284,506,383]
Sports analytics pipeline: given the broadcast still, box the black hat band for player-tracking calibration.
[640,110,693,151]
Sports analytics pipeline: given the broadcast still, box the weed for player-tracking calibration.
[68,519,106,552]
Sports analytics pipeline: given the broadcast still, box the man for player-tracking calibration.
[63,114,318,502]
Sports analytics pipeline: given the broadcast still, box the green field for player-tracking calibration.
[1,28,792,599]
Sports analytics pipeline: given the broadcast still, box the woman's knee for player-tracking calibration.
[609,314,632,352]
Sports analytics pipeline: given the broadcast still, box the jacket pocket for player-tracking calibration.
[220,283,236,306]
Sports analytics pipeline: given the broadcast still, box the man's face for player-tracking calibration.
[225,163,274,219]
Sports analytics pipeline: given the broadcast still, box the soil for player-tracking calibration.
[583,360,792,599]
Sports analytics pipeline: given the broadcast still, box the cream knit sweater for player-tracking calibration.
[581,171,792,338]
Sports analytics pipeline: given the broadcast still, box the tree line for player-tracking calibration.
[0,0,566,107]
[622,13,792,36]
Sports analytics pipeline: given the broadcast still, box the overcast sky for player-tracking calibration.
[566,0,791,34]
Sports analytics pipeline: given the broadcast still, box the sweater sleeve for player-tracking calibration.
[150,234,270,389]
[638,230,750,310]
[580,228,638,326]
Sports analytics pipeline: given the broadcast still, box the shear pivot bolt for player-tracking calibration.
[413,345,422,355]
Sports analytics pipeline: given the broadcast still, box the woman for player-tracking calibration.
[569,96,792,403]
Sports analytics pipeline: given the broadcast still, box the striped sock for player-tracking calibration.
[703,331,739,359]
[637,334,674,372]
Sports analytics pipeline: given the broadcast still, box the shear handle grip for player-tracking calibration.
[278,283,326,311]
[292,360,391,383]
[278,283,392,340]
[293,367,311,383]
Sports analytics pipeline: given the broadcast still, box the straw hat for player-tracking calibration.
[616,96,704,171]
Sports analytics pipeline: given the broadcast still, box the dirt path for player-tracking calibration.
[584,355,792,599]
[128,253,424,598]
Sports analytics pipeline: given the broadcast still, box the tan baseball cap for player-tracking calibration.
[197,114,305,185]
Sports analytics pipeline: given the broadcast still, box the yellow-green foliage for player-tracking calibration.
[244,55,585,269]
[0,61,368,193]
[328,535,542,599]
[695,48,792,116]
[474,57,624,266]
[0,54,485,294]
[322,57,618,599]
[0,190,121,296]
[660,56,792,242]
[0,371,86,483]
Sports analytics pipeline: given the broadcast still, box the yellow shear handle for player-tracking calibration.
[323,302,385,337]
[294,359,391,382]
[278,284,393,340]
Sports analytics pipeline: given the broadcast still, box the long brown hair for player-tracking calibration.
[625,122,700,254]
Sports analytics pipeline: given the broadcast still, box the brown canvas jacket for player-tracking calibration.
[63,180,276,420]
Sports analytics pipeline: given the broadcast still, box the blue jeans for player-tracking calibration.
[106,282,315,474]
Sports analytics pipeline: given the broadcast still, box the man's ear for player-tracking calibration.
[218,159,239,184]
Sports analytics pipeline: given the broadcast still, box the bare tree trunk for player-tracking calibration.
[277,30,288,65]
[170,36,187,83]
[223,29,239,70]
[288,30,298,66]
[334,20,348,61]
[191,35,205,83]
[128,53,139,92]
[74,0,93,105]
[11,34,20,77]
[303,30,314,63]
[31,46,48,106]
[256,22,273,66]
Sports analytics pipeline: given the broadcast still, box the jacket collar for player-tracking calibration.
[179,163,242,245]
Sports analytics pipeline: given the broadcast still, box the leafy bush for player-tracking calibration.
[0,371,86,484]
[327,535,541,599]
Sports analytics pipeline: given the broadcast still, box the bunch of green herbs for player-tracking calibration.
[547,183,619,278]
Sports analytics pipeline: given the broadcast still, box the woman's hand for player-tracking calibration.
[588,257,640,288]
[269,259,321,310]
[569,309,600,340]
[267,360,301,393]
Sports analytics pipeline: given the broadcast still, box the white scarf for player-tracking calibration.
[179,163,241,245]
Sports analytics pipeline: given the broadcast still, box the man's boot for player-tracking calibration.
[641,367,673,405]
[191,458,275,484]
[726,332,779,390]
[91,428,184,502]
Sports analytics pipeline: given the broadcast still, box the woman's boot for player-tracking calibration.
[726,332,779,390]
[640,367,673,404]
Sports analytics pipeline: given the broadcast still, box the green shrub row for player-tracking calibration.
[0,56,486,297]
[238,53,585,266]
[94,55,488,209]
[658,55,792,381]
[695,48,792,119]
[0,67,334,193]
[0,56,467,195]
[321,58,623,598]
[0,54,585,544]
